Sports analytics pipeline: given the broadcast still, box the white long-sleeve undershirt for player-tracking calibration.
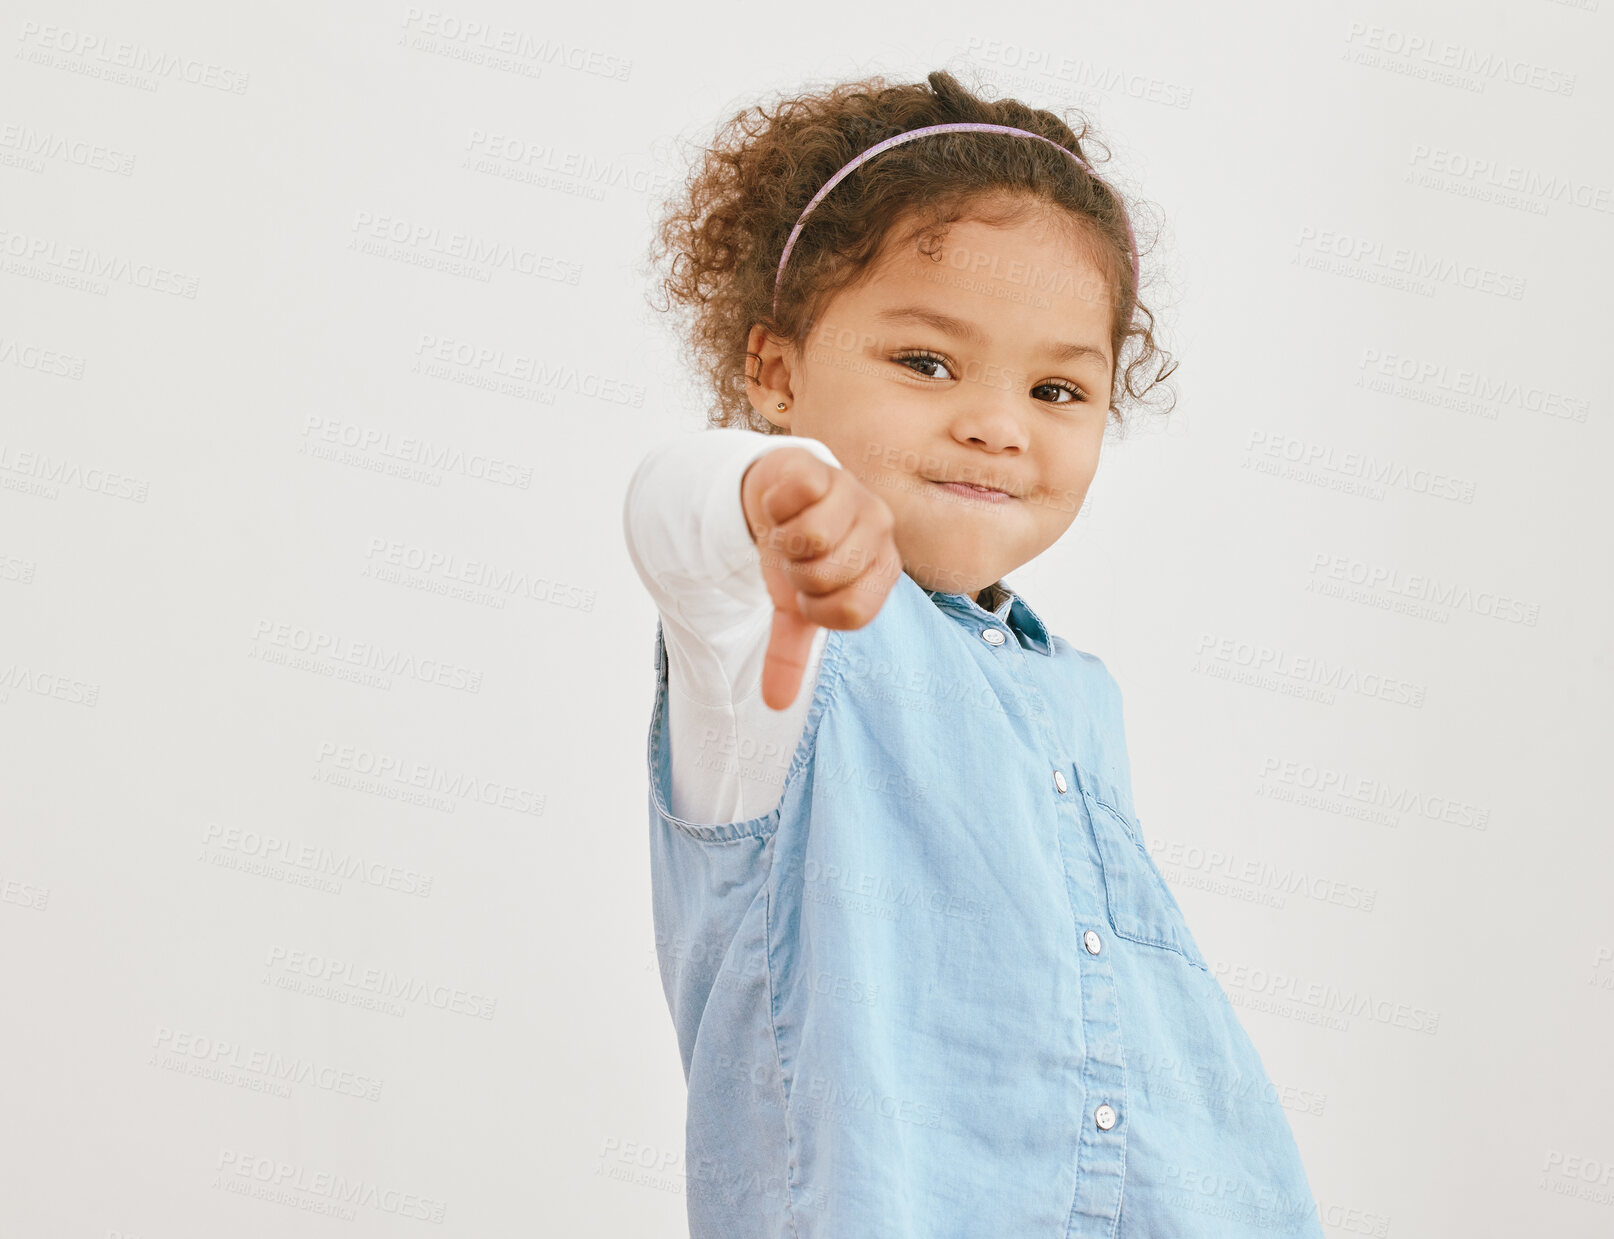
[622,427,843,825]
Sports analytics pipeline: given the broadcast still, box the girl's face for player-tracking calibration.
[749,207,1116,600]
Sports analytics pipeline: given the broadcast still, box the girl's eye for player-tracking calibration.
[893,350,954,380]
[1033,381,1087,404]
[892,351,1088,404]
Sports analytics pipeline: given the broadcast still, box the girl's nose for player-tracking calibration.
[950,380,1030,454]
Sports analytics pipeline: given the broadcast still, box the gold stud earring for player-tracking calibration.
[776,401,787,410]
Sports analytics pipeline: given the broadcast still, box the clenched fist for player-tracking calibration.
[740,445,903,710]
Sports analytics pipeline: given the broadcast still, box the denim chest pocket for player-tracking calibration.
[1083,794,1208,971]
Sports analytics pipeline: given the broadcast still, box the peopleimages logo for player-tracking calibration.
[1210,961,1440,1034]
[0,334,87,379]
[200,822,433,897]
[1305,552,1541,627]
[251,618,484,693]
[962,37,1194,108]
[264,946,498,1020]
[361,537,595,609]
[1357,347,1590,421]
[152,1026,384,1100]
[1244,429,1478,504]
[0,224,201,296]
[1148,836,1378,912]
[1408,144,1613,215]
[300,414,534,488]
[1343,21,1576,96]
[15,22,251,93]
[1293,226,1526,300]
[1257,755,1491,831]
[399,8,632,81]
[312,739,546,817]
[803,859,992,925]
[0,124,136,174]
[214,1149,446,1223]
[0,442,148,502]
[1193,632,1428,708]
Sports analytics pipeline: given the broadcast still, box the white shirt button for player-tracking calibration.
[1094,1104,1117,1131]
[981,628,1006,646]
[1053,770,1068,793]
[1083,930,1102,955]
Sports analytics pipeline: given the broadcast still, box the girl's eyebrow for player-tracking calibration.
[873,304,1108,366]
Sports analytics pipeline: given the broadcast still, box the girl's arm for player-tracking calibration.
[623,427,843,642]
[622,428,842,823]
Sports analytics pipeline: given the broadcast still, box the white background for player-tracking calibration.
[2,1,1610,1236]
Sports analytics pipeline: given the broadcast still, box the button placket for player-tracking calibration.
[1054,762,1128,1230]
[990,621,1125,1230]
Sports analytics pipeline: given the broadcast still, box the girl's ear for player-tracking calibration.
[745,323,797,431]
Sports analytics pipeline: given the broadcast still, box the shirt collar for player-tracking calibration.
[921,576,1053,656]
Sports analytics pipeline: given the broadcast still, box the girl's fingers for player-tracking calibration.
[755,455,834,528]
[793,537,901,630]
[788,500,896,599]
[762,475,861,584]
[759,605,818,711]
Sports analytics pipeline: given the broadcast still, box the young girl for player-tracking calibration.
[625,69,1325,1238]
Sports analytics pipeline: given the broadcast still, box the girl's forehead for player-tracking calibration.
[875,221,1113,299]
[878,209,1106,277]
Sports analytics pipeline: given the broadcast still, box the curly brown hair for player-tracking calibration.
[645,68,1176,434]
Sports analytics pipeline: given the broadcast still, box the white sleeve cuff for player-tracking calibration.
[623,427,843,614]
[710,432,843,577]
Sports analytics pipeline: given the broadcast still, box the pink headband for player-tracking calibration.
[771,121,1139,318]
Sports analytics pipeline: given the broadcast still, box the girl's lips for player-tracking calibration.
[930,479,1015,504]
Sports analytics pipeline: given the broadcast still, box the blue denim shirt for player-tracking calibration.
[645,571,1325,1238]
